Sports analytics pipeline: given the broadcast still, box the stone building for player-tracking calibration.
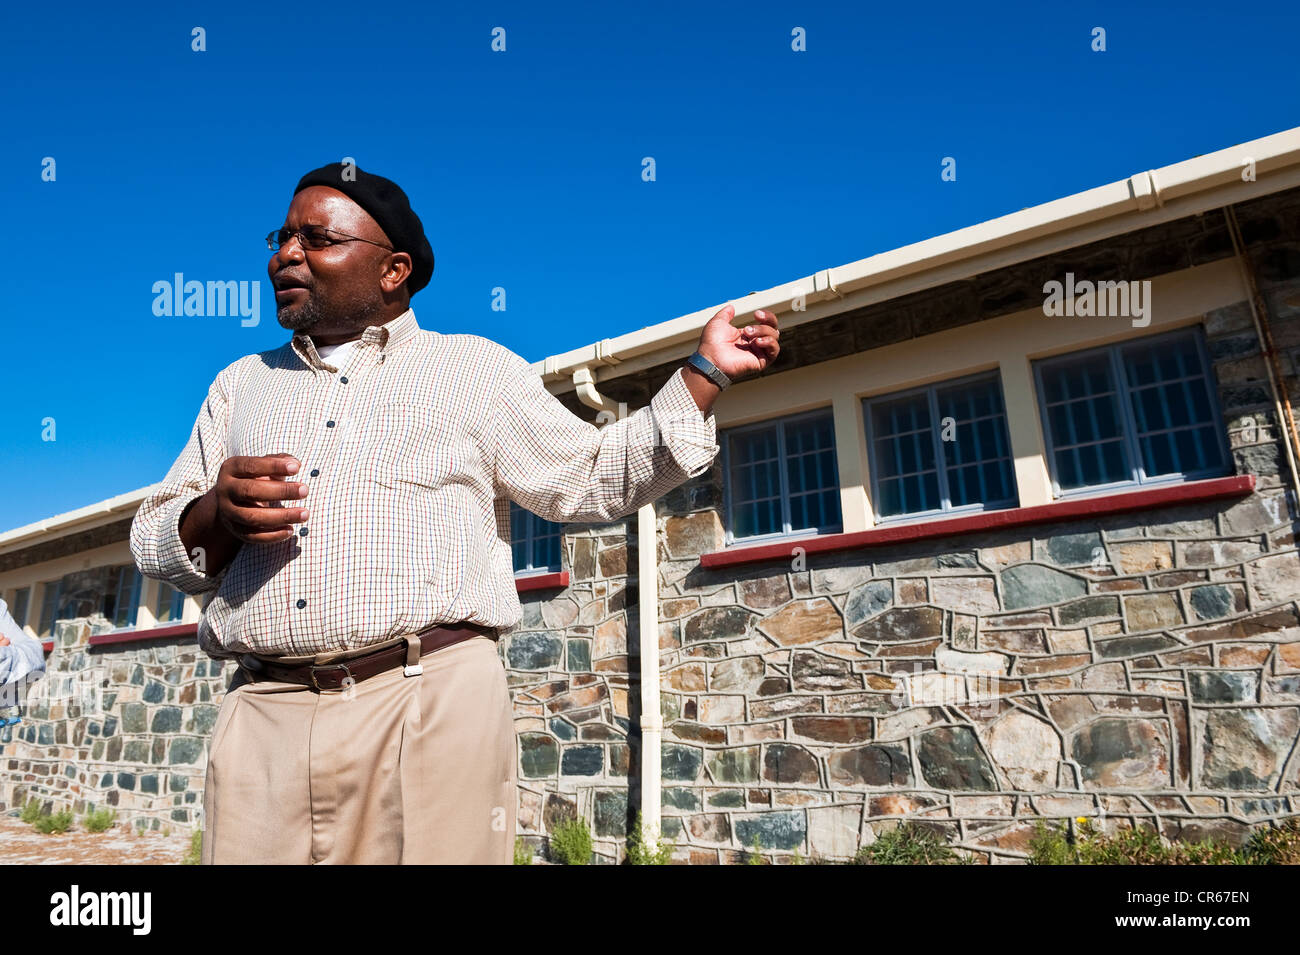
[5,127,1300,862]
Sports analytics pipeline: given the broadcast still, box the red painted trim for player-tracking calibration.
[87,622,199,648]
[700,475,1257,569]
[515,571,569,593]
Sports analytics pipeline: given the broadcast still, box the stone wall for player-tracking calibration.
[502,295,1300,864]
[1,619,233,831]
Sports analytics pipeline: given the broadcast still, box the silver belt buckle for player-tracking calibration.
[309,661,354,691]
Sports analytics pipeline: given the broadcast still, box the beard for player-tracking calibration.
[276,292,326,332]
[276,284,385,334]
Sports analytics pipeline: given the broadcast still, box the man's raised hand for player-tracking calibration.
[697,304,781,381]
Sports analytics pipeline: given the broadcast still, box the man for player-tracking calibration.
[130,161,780,865]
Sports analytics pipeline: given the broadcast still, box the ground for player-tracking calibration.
[0,812,192,864]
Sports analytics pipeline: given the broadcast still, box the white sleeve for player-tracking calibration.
[0,598,47,687]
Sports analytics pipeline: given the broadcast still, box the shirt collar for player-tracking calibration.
[291,307,421,371]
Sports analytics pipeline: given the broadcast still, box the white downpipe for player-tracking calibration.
[636,501,661,843]
[572,366,662,846]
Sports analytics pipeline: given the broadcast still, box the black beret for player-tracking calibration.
[294,162,435,296]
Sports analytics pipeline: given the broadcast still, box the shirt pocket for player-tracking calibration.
[353,402,460,489]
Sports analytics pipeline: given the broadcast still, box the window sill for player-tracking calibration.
[87,622,199,648]
[700,474,1256,569]
[515,571,569,593]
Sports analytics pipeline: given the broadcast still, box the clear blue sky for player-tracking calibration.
[2,0,1297,531]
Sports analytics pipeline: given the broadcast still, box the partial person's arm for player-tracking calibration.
[0,598,46,687]
[492,305,780,523]
[493,360,717,524]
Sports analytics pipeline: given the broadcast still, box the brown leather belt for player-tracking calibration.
[236,621,498,691]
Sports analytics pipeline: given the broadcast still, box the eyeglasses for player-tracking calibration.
[266,225,394,252]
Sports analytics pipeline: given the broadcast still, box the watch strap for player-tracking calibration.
[686,351,731,391]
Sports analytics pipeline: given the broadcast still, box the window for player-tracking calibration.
[510,503,564,574]
[724,409,842,542]
[107,565,143,629]
[865,372,1017,520]
[155,582,187,624]
[1034,328,1230,495]
[37,581,63,638]
[8,587,30,631]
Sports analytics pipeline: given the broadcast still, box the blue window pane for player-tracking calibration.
[727,412,841,540]
[38,584,59,637]
[1041,353,1130,489]
[1056,438,1127,489]
[984,461,1011,501]
[876,470,941,517]
[533,528,562,571]
[872,395,934,479]
[871,392,939,518]
[730,427,782,525]
[10,588,30,630]
[935,377,1016,510]
[732,429,778,466]
[1121,335,1225,479]
[783,413,842,532]
[736,461,776,501]
[736,498,781,538]
[787,446,835,497]
[111,568,141,629]
[510,503,564,572]
[788,493,812,530]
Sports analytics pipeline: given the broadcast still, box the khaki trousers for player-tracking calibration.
[200,634,516,865]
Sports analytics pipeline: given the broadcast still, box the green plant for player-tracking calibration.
[183,829,202,865]
[513,836,533,865]
[550,817,593,865]
[82,807,117,833]
[625,811,673,865]
[789,848,804,865]
[746,833,766,865]
[33,808,74,835]
[853,822,961,865]
[1027,819,1075,865]
[1244,817,1300,865]
[1028,817,1262,865]
[20,798,43,825]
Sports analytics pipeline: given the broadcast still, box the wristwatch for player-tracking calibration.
[685,351,731,391]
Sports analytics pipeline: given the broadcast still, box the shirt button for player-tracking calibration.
[310,468,320,477]
[340,376,349,384]
[326,420,335,428]
[296,599,307,609]
[299,526,309,536]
